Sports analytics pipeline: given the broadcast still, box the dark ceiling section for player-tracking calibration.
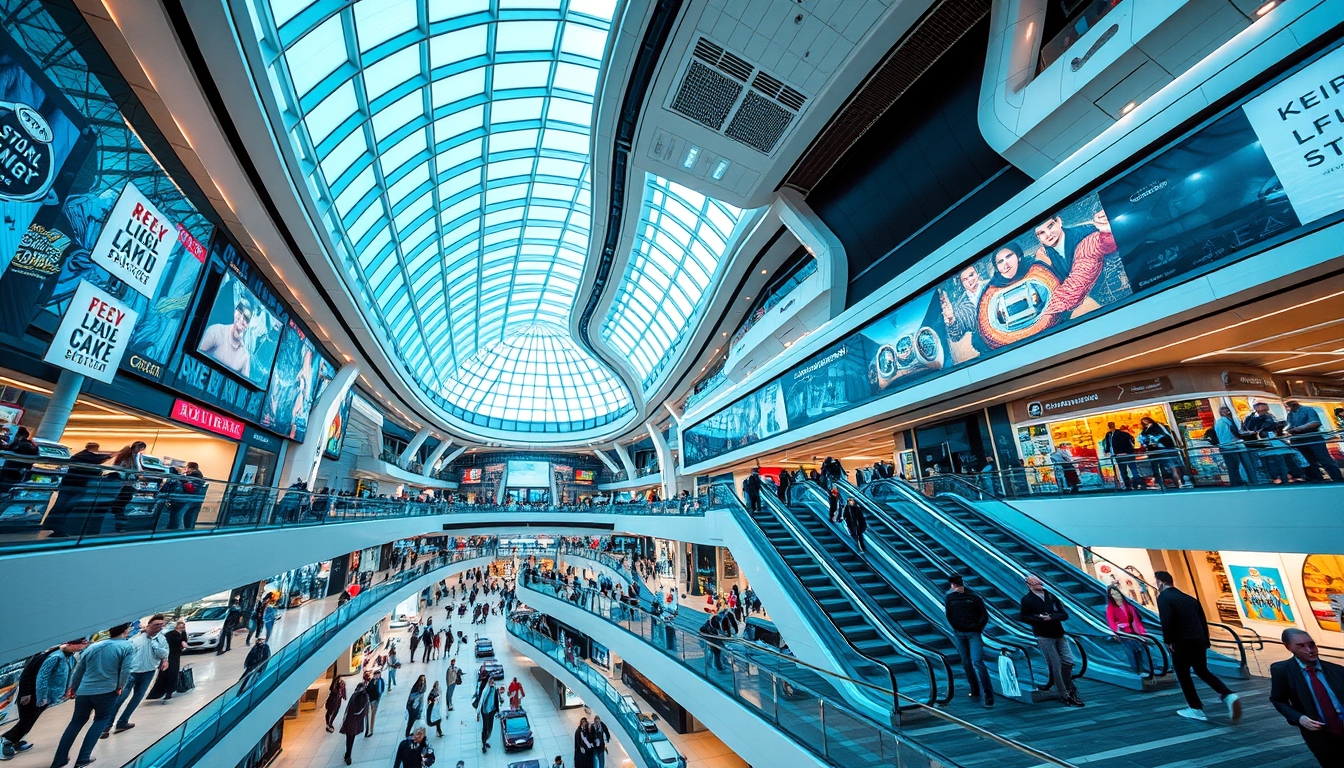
[805,16,1033,307]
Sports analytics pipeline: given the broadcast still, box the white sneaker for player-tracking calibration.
[1176,707,1207,722]
[1224,693,1242,723]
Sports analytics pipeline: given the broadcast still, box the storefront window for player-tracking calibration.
[238,445,277,486]
[1170,399,1222,486]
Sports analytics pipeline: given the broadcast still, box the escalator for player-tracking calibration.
[747,489,953,707]
[867,476,1244,680]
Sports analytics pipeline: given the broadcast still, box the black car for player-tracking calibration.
[500,708,534,752]
[484,661,505,681]
[475,637,495,658]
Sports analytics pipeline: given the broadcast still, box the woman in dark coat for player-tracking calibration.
[573,717,595,768]
[339,682,369,765]
[147,619,188,700]
[324,675,347,733]
[842,499,868,554]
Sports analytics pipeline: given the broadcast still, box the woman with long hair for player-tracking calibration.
[573,716,594,768]
[339,681,369,765]
[324,675,347,733]
[146,619,188,701]
[405,674,426,737]
[107,441,147,530]
[1105,584,1150,676]
[425,681,443,737]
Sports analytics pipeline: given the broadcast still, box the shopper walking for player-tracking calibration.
[260,598,278,643]
[1105,585,1151,675]
[50,623,134,768]
[387,647,400,688]
[393,727,433,768]
[420,625,433,663]
[338,682,368,765]
[477,683,500,752]
[1155,570,1240,722]
[444,660,460,711]
[1270,628,1344,766]
[590,716,611,768]
[1285,400,1343,482]
[842,498,868,554]
[944,575,994,707]
[405,675,426,737]
[409,624,421,662]
[425,682,443,737]
[146,620,188,702]
[323,676,346,733]
[105,614,169,736]
[777,467,793,502]
[239,638,271,692]
[217,598,243,656]
[364,670,384,737]
[1,638,87,760]
[1019,575,1082,707]
[573,717,594,768]
[244,595,265,646]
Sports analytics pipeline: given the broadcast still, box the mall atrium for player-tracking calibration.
[1,0,1344,766]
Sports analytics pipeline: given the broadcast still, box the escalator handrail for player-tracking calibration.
[707,484,907,715]
[760,486,952,706]
[866,477,1173,677]
[919,474,1247,669]
[820,479,1048,671]
[518,576,1079,768]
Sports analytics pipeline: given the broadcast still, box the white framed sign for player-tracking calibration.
[88,182,176,297]
[1242,45,1344,224]
[43,279,139,383]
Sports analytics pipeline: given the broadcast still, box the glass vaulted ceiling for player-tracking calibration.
[245,0,634,433]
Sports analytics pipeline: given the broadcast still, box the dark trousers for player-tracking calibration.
[110,670,155,729]
[952,631,993,701]
[1115,455,1138,489]
[1171,641,1231,709]
[848,527,866,553]
[217,625,235,654]
[53,691,117,766]
[1303,729,1344,767]
[421,644,430,662]
[1220,450,1250,486]
[746,493,760,512]
[325,707,340,729]
[1,697,45,744]
[1295,441,1343,482]
[480,712,495,746]
[344,731,357,761]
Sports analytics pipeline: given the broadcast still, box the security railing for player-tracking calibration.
[518,576,1076,768]
[0,455,714,554]
[506,619,687,768]
[122,546,497,768]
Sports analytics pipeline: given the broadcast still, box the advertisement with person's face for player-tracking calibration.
[197,270,281,389]
[261,319,325,440]
[324,391,353,459]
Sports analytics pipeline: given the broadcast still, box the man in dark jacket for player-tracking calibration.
[1155,570,1239,723]
[742,468,762,513]
[239,638,270,692]
[1099,422,1139,490]
[44,443,110,537]
[1270,628,1344,765]
[1019,575,1081,706]
[842,499,868,554]
[0,427,39,496]
[945,574,993,707]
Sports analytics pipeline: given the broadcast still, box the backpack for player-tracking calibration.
[1203,427,1219,446]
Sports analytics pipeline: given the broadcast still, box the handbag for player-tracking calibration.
[176,666,196,693]
[997,652,1021,698]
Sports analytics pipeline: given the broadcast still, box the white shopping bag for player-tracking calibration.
[998,652,1022,698]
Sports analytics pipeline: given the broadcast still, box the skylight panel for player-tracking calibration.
[430,26,488,69]
[363,47,420,101]
[554,63,598,94]
[286,15,347,95]
[560,22,606,58]
[494,62,552,90]
[355,0,417,52]
[496,20,558,52]
[431,68,487,107]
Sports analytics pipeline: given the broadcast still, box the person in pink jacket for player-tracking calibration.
[1106,584,1151,676]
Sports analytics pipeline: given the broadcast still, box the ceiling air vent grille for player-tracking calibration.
[667,37,811,156]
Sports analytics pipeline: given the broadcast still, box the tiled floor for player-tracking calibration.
[273,592,746,768]
[9,592,346,768]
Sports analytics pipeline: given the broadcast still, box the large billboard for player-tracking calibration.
[683,42,1344,466]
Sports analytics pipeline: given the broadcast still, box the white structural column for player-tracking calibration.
[282,363,359,488]
[647,423,678,499]
[591,448,621,476]
[663,401,682,427]
[777,187,847,318]
[423,438,452,477]
[610,441,636,481]
[442,445,468,467]
[399,427,431,469]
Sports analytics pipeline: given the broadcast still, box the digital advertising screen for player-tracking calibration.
[261,319,324,440]
[196,270,282,389]
[462,468,483,484]
[574,469,595,483]
[324,391,353,459]
[682,41,1344,467]
[506,460,551,487]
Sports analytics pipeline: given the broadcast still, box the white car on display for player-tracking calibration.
[181,604,233,651]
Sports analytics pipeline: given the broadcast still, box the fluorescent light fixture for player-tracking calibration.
[682,145,700,169]
[1255,1,1278,16]
[1120,101,1137,116]
[711,159,730,179]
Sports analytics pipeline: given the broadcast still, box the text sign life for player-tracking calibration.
[43,279,139,383]
[88,182,176,297]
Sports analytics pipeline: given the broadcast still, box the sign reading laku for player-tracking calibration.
[89,182,176,298]
[43,280,139,383]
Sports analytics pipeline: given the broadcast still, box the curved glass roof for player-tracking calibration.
[245,0,631,433]
[602,174,744,391]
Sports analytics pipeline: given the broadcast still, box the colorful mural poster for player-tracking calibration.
[1228,564,1297,625]
[1302,555,1344,633]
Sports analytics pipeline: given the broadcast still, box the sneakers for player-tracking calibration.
[1176,707,1207,721]
[1224,693,1242,723]
[1068,694,1085,707]
[113,724,135,734]
[13,743,32,754]
[1,740,14,761]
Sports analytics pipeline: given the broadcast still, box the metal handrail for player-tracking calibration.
[519,575,1078,768]
[757,485,951,707]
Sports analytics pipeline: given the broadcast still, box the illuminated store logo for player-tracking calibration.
[171,398,245,440]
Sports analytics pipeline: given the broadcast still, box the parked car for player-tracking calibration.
[475,637,495,658]
[645,732,686,767]
[181,604,232,651]
[500,708,534,752]
[483,661,505,681]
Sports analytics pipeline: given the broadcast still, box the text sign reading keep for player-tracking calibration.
[89,182,176,297]
[43,280,138,383]
[1243,45,1344,224]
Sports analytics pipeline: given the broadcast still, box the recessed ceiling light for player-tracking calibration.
[1120,101,1138,116]
[711,159,730,180]
[682,145,700,169]
[1255,0,1277,16]
[760,269,767,275]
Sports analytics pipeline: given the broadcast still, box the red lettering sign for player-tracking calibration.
[177,225,207,263]
[171,398,245,440]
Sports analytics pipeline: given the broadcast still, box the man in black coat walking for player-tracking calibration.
[742,468,762,513]
[1155,570,1240,723]
[1270,628,1344,766]
[945,574,993,707]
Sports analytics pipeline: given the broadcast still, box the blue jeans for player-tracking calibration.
[388,667,397,687]
[52,690,117,766]
[952,631,993,701]
[1118,637,1148,674]
[110,670,155,729]
[262,618,275,642]
[595,750,606,768]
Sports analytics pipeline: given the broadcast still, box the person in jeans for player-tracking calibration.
[1100,422,1139,490]
[1213,406,1252,486]
[104,614,168,738]
[590,716,611,768]
[1105,585,1150,676]
[50,624,135,768]
[364,670,384,737]
[1155,570,1241,723]
[1285,400,1343,482]
[944,574,994,707]
[1019,575,1082,707]
[1,638,88,759]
